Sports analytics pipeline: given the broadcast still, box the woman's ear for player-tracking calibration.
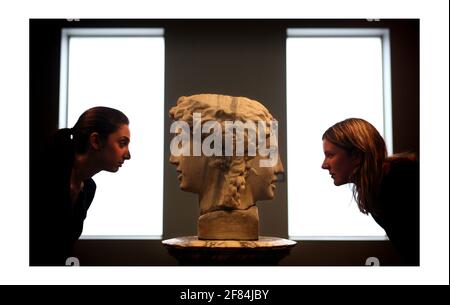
[89,132,103,150]
[351,151,362,166]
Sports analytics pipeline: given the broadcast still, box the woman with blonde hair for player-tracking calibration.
[322,118,419,265]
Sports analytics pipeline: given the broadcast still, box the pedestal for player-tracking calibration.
[162,236,297,265]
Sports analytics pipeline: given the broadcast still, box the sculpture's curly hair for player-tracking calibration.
[169,94,275,209]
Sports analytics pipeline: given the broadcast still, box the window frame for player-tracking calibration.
[58,28,164,128]
[58,27,165,240]
[286,28,393,240]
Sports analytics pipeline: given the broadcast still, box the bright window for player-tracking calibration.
[287,29,392,239]
[59,28,164,238]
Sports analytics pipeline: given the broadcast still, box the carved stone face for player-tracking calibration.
[169,94,282,240]
[247,154,284,201]
[169,154,208,194]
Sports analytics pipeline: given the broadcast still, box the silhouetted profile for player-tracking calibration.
[322,118,419,265]
[30,106,131,265]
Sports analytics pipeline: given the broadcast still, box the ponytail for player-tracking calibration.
[49,107,128,163]
[52,128,75,165]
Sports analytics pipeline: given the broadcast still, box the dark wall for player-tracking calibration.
[73,239,402,266]
[30,19,419,266]
[389,21,420,154]
[30,19,66,159]
[163,20,287,238]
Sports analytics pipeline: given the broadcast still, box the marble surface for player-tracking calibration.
[162,236,297,249]
[162,236,297,265]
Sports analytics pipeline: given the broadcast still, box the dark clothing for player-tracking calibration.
[30,131,96,266]
[371,158,419,265]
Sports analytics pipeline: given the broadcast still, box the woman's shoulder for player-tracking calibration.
[84,178,97,193]
[380,154,419,200]
[81,178,97,210]
[380,154,419,207]
[384,154,419,178]
[42,128,75,168]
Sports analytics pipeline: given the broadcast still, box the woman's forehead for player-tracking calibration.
[112,124,130,138]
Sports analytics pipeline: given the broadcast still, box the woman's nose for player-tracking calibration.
[321,160,328,169]
[124,150,131,160]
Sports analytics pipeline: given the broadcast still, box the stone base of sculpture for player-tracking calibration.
[162,236,297,265]
[198,206,259,240]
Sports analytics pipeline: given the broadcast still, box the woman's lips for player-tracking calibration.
[270,178,277,189]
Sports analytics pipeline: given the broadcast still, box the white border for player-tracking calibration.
[2,0,448,285]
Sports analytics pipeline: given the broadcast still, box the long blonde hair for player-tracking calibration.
[322,118,387,214]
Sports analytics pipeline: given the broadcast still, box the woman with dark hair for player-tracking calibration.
[321,118,419,265]
[30,106,131,265]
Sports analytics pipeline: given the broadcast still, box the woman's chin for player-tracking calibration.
[333,179,346,186]
[105,166,120,173]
